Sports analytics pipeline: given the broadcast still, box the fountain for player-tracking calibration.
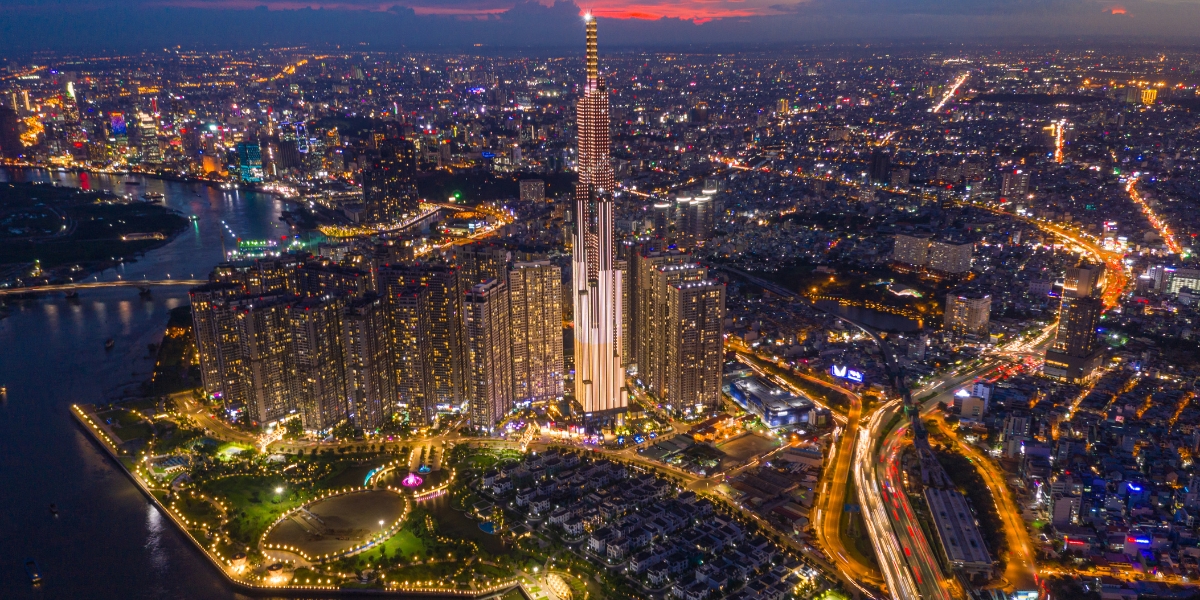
[402,473,423,488]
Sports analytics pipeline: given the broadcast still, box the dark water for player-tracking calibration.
[814,299,923,332]
[0,168,308,599]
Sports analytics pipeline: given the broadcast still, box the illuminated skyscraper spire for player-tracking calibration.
[572,15,624,415]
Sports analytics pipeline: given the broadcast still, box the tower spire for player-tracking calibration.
[585,15,599,92]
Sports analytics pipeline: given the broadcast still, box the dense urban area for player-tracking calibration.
[4,24,1200,600]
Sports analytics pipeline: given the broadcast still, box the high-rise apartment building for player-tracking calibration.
[663,279,725,414]
[387,284,429,420]
[236,295,300,426]
[944,294,991,338]
[1001,170,1030,199]
[297,262,372,299]
[571,16,625,415]
[455,243,509,290]
[290,297,348,430]
[509,261,565,403]
[463,279,513,429]
[639,262,708,399]
[927,241,973,274]
[361,137,418,223]
[379,265,464,421]
[892,234,931,266]
[189,282,243,401]
[519,179,546,203]
[342,294,394,431]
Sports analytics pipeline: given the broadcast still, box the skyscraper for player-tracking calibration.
[1045,261,1105,383]
[463,279,513,429]
[361,137,418,223]
[235,295,300,426]
[664,279,726,414]
[640,262,707,400]
[237,141,263,183]
[189,282,243,401]
[571,15,625,415]
[291,297,349,431]
[509,261,565,404]
[342,294,395,431]
[379,265,464,422]
[1063,262,1105,299]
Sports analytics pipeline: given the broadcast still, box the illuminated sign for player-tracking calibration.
[831,365,864,383]
[481,151,496,159]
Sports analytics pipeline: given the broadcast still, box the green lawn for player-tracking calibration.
[375,528,428,560]
[173,495,221,529]
[201,475,305,546]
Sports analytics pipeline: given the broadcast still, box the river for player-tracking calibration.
[0,168,321,599]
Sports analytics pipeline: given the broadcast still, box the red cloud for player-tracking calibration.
[586,1,775,22]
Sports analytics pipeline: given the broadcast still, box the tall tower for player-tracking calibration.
[572,15,625,415]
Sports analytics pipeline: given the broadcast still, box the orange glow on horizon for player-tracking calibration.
[149,0,778,21]
[1110,6,1127,14]
[587,2,768,21]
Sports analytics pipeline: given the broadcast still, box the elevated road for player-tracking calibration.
[0,279,207,296]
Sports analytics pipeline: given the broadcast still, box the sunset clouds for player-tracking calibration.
[2,0,1199,50]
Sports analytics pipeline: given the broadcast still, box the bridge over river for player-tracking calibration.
[0,279,206,296]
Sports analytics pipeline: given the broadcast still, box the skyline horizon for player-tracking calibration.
[4,0,1200,54]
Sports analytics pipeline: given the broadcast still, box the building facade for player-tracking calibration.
[571,16,625,415]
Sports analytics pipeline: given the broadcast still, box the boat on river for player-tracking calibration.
[25,559,42,584]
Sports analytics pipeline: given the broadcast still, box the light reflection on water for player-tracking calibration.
[0,168,293,600]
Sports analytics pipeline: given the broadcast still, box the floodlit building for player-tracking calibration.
[508,261,565,404]
[571,16,625,415]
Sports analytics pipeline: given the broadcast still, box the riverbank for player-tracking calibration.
[70,403,528,599]
[0,181,189,288]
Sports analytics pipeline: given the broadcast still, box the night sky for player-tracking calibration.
[0,0,1196,52]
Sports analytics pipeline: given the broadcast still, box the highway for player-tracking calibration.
[813,388,885,591]
[0,279,207,296]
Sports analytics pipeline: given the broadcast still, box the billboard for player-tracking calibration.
[831,365,864,383]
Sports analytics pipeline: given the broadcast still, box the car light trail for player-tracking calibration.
[930,72,969,113]
[1126,176,1183,255]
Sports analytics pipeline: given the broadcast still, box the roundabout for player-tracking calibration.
[262,488,409,563]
